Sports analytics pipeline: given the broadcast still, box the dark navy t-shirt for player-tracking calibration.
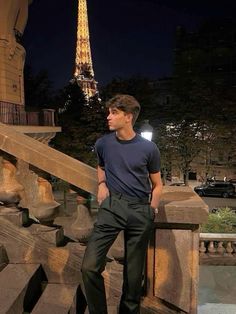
[95,132,161,198]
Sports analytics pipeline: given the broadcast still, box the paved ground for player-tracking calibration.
[200,196,236,211]
[198,304,236,314]
[199,266,236,305]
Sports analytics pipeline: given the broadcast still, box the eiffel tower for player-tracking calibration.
[74,0,98,98]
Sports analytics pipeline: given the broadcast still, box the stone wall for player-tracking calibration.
[0,0,30,106]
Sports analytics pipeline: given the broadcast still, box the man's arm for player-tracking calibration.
[149,172,163,211]
[97,165,109,205]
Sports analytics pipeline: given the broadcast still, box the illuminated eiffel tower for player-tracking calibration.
[74,0,98,98]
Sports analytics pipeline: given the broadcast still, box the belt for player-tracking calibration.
[110,191,150,203]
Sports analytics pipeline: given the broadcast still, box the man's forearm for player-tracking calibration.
[97,166,109,204]
[97,166,106,184]
[151,188,162,208]
[149,172,163,210]
[150,186,162,209]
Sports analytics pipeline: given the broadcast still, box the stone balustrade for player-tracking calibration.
[199,233,236,265]
[0,102,56,126]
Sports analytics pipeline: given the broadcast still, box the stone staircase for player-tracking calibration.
[0,260,86,314]
[0,210,87,314]
[0,263,44,314]
[0,123,126,313]
[0,205,124,314]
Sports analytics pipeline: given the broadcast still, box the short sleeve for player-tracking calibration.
[95,138,105,168]
[147,144,161,173]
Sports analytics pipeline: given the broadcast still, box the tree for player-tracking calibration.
[52,82,107,167]
[157,120,213,185]
[156,123,175,184]
[24,65,54,110]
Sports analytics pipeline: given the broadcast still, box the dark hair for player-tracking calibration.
[106,94,141,125]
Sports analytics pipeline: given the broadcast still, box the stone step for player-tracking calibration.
[31,284,81,314]
[0,207,29,227]
[0,263,44,314]
[0,218,84,283]
[31,284,86,314]
[84,305,117,314]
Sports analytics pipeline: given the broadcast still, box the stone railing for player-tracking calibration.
[199,233,236,265]
[0,102,56,126]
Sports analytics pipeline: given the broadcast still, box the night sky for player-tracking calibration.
[23,0,236,90]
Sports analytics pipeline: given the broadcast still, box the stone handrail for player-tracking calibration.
[0,123,97,195]
[199,233,236,265]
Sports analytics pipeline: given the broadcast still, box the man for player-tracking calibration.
[81,94,162,314]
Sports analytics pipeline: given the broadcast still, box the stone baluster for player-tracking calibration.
[225,241,234,256]
[0,157,28,226]
[208,241,216,255]
[199,241,206,256]
[0,158,25,207]
[216,241,225,255]
[71,195,93,245]
[233,242,236,253]
[16,159,60,223]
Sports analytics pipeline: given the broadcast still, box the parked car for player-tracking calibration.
[229,179,236,186]
[194,182,235,198]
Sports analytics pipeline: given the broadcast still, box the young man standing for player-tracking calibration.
[81,94,162,314]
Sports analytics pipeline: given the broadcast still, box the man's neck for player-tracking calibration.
[116,128,136,141]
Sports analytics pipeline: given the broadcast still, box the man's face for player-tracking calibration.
[107,107,132,131]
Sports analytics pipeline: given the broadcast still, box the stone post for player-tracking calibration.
[141,186,209,314]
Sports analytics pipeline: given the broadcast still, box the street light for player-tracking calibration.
[140,119,153,141]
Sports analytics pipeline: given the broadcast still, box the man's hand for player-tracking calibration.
[97,182,109,205]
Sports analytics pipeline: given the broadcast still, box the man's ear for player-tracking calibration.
[126,112,133,124]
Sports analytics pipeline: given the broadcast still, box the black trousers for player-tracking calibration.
[81,192,154,314]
